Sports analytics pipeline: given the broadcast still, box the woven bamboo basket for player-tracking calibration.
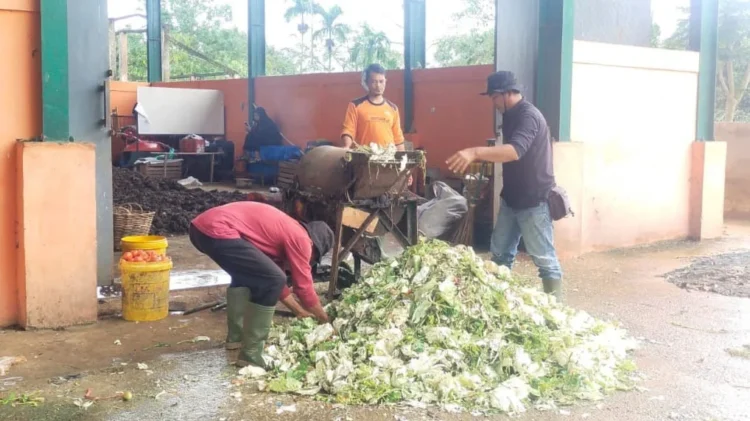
[113,204,155,251]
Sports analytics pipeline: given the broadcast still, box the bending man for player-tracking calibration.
[190,201,334,367]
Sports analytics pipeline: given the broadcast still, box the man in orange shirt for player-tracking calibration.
[341,64,406,151]
[340,64,410,262]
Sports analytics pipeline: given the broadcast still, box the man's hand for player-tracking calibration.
[307,303,330,324]
[407,174,414,187]
[342,135,355,149]
[280,295,313,319]
[296,309,314,319]
[446,148,478,174]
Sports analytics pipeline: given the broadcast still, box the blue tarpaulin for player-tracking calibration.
[258,145,303,162]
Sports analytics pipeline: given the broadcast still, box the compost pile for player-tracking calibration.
[113,167,247,235]
[249,240,639,414]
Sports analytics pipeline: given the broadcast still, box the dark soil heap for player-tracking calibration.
[113,167,248,235]
[662,250,750,298]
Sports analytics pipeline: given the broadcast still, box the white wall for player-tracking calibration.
[571,41,699,146]
[567,41,701,250]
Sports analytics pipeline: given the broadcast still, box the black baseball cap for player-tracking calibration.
[480,71,523,95]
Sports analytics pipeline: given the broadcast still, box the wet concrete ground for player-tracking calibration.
[2,223,750,420]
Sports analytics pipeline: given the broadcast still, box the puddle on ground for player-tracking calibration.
[98,270,231,299]
[106,349,232,421]
[170,270,232,289]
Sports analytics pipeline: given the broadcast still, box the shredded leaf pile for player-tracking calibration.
[353,142,398,163]
[352,142,409,172]
[254,240,638,413]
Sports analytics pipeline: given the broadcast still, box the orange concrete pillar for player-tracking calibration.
[689,141,727,240]
[551,142,585,258]
[0,1,43,327]
[16,142,98,329]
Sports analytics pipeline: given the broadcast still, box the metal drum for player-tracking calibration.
[296,146,351,197]
[296,145,423,200]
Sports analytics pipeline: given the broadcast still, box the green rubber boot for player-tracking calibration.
[225,287,250,350]
[236,302,275,368]
[543,279,563,303]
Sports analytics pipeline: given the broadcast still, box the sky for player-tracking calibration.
[108,0,690,65]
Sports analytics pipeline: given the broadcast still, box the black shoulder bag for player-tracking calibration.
[547,133,574,221]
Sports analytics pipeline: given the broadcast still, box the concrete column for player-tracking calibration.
[535,0,574,142]
[689,142,727,240]
[403,0,426,134]
[40,0,113,288]
[687,0,724,240]
[16,143,98,329]
[247,0,266,123]
[689,0,719,141]
[146,0,162,82]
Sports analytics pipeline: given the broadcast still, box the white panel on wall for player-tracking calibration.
[136,87,225,135]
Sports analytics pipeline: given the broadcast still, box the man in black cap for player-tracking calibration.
[190,201,334,367]
[446,71,563,300]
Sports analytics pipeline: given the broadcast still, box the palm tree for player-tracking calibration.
[313,5,350,72]
[284,0,321,71]
[349,24,396,70]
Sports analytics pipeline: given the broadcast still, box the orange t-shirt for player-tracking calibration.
[341,96,405,148]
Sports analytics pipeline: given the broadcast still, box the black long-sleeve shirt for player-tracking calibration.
[500,99,556,209]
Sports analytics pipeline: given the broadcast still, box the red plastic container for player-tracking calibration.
[180,136,205,153]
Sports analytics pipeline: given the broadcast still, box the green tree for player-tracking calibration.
[433,0,494,67]
[434,30,494,67]
[349,23,402,70]
[117,0,299,81]
[651,23,662,48]
[313,5,350,72]
[267,47,301,77]
[664,1,750,122]
[162,0,246,77]
[284,0,322,72]
[124,33,148,81]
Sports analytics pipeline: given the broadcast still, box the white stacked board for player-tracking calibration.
[135,86,225,135]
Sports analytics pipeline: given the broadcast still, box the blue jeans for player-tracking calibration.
[491,199,563,281]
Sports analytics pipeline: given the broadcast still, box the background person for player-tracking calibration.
[341,63,406,152]
[243,107,284,161]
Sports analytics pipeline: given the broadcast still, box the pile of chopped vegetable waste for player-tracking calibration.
[251,240,639,413]
[353,142,398,163]
[351,142,409,172]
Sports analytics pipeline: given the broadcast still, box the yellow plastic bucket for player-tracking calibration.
[119,260,173,322]
[121,235,169,255]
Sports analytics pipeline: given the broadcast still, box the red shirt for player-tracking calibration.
[191,202,319,308]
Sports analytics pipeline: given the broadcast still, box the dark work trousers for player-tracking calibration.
[189,224,286,306]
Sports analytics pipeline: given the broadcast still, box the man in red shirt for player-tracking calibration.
[190,201,334,368]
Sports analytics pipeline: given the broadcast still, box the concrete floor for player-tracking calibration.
[1,223,750,421]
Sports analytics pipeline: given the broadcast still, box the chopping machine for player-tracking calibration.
[277,145,426,299]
